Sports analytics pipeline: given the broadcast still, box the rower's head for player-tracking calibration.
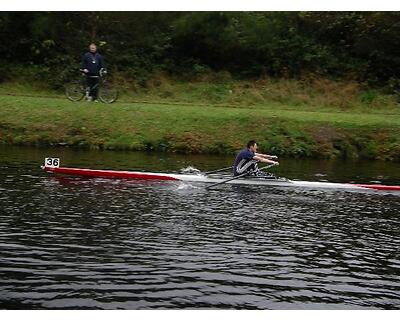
[247,140,257,152]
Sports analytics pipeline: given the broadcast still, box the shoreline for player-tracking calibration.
[0,93,399,162]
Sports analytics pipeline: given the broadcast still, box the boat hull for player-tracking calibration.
[42,166,400,191]
[42,166,180,181]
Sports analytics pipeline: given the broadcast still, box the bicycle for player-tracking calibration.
[65,68,118,104]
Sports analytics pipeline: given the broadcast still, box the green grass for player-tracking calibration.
[2,75,400,114]
[0,79,399,161]
[114,74,400,115]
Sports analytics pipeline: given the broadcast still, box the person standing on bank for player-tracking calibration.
[233,140,279,176]
[81,43,105,102]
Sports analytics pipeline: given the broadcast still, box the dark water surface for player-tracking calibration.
[0,146,399,309]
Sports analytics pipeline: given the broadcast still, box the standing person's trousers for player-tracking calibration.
[86,76,100,99]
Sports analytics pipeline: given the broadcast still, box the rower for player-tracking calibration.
[233,140,279,176]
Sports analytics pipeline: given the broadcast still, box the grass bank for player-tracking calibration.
[2,72,400,111]
[0,86,399,161]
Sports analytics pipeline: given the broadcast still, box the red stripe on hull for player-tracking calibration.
[354,184,400,191]
[44,167,179,181]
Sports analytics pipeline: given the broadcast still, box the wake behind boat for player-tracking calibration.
[41,158,400,192]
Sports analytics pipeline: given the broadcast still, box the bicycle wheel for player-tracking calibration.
[65,81,85,102]
[98,83,118,104]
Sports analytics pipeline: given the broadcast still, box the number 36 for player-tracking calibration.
[44,158,60,168]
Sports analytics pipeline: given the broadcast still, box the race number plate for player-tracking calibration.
[44,158,60,168]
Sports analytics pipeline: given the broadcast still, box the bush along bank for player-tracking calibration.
[1,122,399,162]
[0,94,399,162]
[1,125,399,162]
[0,119,399,162]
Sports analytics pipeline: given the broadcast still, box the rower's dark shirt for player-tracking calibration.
[233,149,256,176]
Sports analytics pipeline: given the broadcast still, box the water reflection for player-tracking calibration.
[0,146,399,309]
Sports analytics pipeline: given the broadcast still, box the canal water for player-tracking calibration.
[0,146,399,309]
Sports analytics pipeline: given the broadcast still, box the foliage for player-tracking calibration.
[1,12,400,90]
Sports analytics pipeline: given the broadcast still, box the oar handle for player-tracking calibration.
[205,171,250,190]
[206,163,277,190]
[258,163,278,171]
[204,166,233,175]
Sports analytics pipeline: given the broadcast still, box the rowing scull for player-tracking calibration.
[41,164,400,192]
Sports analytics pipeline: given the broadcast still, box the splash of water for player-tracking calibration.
[176,182,200,190]
[180,166,202,174]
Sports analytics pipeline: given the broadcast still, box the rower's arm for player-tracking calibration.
[255,152,278,159]
[253,155,279,165]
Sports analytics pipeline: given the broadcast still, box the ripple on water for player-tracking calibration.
[0,161,399,309]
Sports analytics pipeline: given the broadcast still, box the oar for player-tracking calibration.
[204,166,233,175]
[206,163,277,190]
[204,156,278,175]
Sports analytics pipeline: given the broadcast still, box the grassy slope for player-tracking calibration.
[0,93,399,161]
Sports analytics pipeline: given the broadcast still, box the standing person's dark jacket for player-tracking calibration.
[81,52,104,76]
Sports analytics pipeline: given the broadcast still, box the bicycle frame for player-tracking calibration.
[81,68,107,98]
[66,67,117,103]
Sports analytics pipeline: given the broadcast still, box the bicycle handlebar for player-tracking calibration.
[79,68,108,79]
